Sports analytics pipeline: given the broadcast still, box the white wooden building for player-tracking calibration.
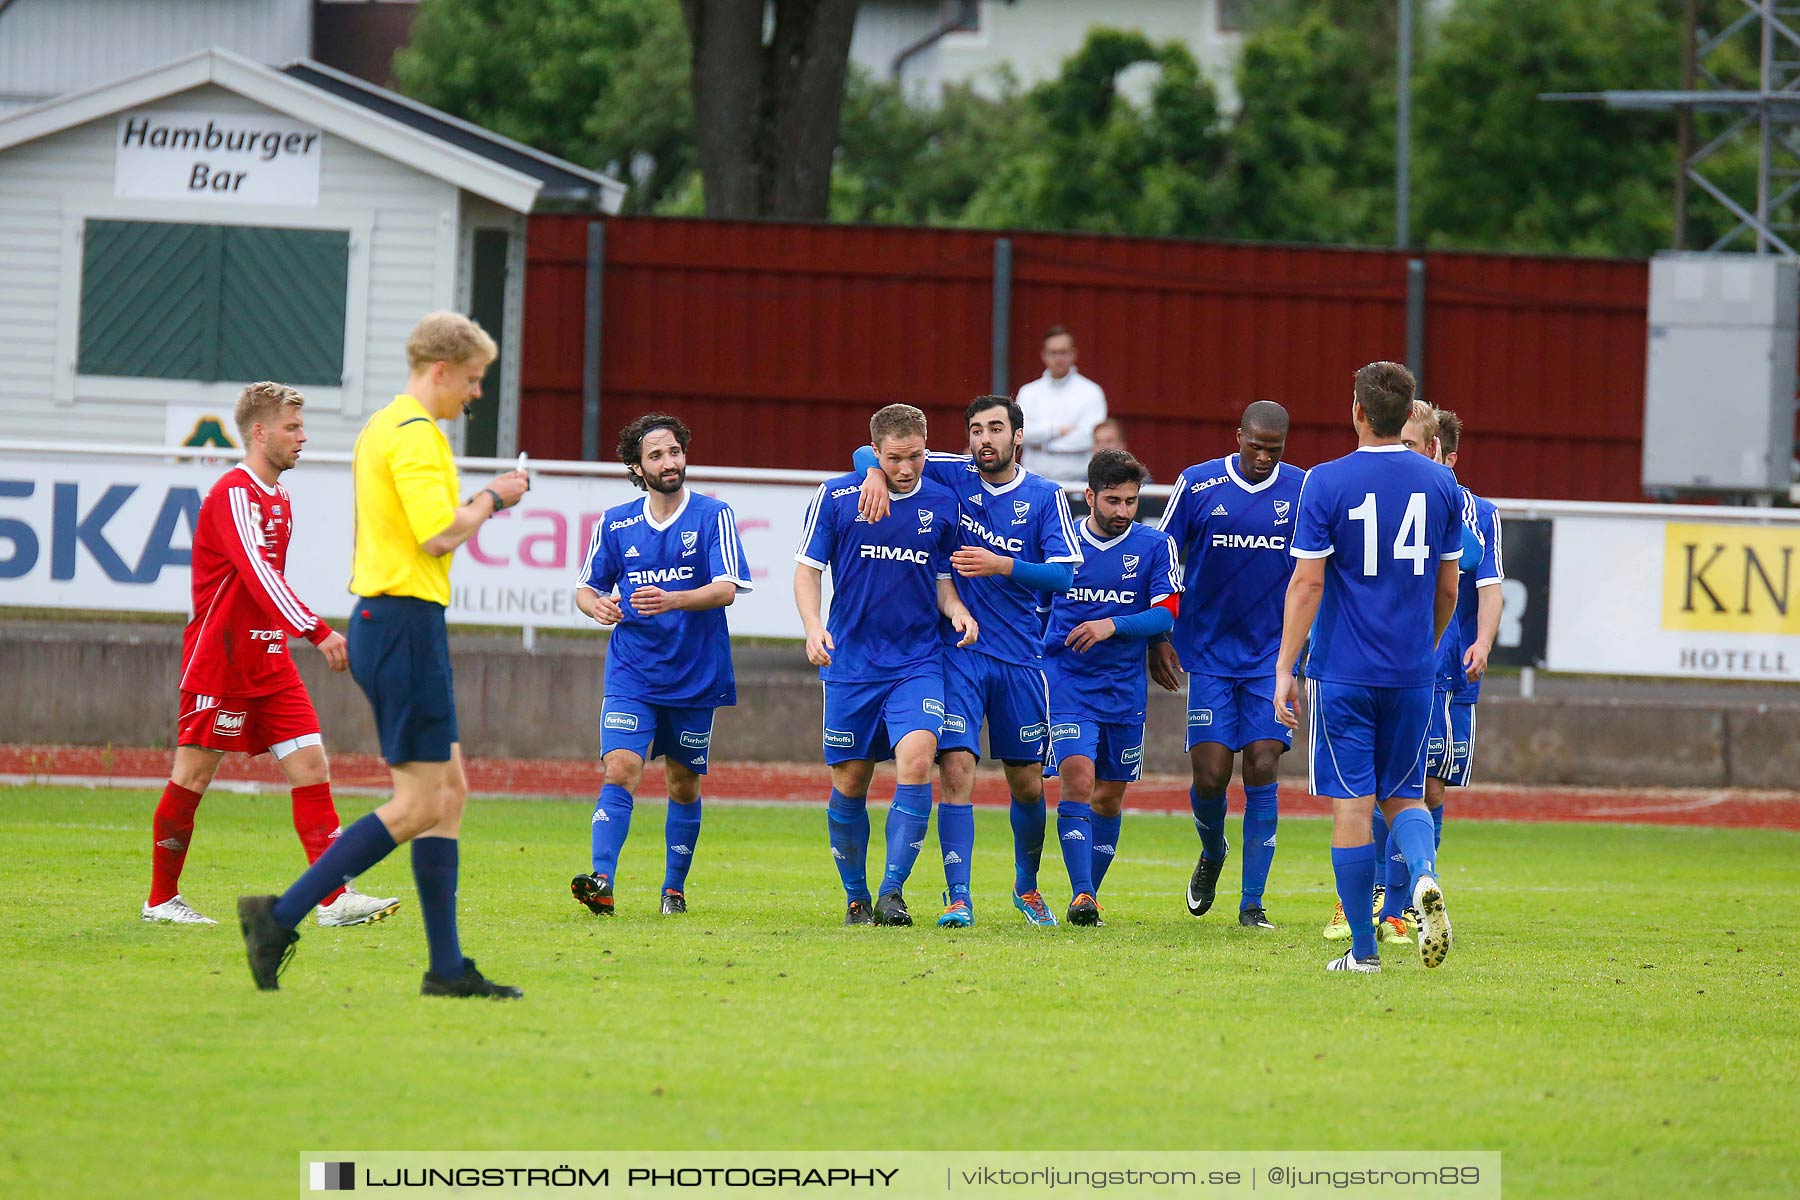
[0,47,623,455]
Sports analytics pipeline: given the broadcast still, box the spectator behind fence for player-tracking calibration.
[1018,325,1107,486]
[1091,418,1126,453]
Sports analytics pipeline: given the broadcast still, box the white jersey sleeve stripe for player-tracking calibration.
[575,512,607,591]
[230,488,313,632]
[796,483,827,558]
[1157,470,1187,533]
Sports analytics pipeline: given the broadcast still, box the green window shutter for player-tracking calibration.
[78,220,349,387]
[218,227,349,387]
[78,220,222,380]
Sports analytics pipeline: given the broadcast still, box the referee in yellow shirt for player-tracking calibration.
[238,312,528,998]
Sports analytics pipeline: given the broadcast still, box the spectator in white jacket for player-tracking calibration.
[1017,325,1107,486]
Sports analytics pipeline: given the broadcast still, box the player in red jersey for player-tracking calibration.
[143,382,400,928]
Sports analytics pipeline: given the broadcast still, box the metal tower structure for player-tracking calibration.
[1544,0,1800,255]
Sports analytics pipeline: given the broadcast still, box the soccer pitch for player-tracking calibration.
[4,785,1794,1199]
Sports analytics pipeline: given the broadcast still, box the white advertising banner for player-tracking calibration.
[115,110,323,206]
[0,453,814,639]
[1547,514,1800,681]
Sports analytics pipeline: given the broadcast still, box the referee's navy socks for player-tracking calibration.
[590,783,634,880]
[1055,800,1094,899]
[826,789,871,902]
[1330,843,1379,960]
[1389,806,1438,889]
[411,836,463,979]
[1010,794,1046,895]
[1088,810,1122,894]
[662,798,702,893]
[1190,787,1229,861]
[880,783,933,896]
[937,802,974,905]
[270,811,396,929]
[1240,782,1279,909]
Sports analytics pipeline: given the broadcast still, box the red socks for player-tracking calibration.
[291,782,346,906]
[149,781,203,906]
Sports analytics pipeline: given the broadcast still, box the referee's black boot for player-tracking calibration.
[422,957,522,999]
[237,894,299,991]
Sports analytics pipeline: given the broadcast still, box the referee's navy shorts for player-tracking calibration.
[348,594,458,765]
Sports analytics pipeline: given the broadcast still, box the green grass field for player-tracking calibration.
[3,785,1795,1199]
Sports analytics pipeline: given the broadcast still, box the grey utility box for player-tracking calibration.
[1643,253,1798,493]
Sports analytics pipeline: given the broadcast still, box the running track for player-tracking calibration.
[4,745,1798,831]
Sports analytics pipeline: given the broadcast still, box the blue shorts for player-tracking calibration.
[939,649,1050,764]
[1045,714,1144,783]
[822,672,944,765]
[1425,693,1476,787]
[348,594,457,765]
[1186,671,1293,752]
[600,697,714,775]
[1305,678,1432,802]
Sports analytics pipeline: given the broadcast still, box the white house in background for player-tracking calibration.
[852,0,1253,108]
[0,48,622,456]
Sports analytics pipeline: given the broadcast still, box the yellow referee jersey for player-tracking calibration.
[348,394,460,606]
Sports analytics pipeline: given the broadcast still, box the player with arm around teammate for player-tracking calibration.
[570,414,753,918]
[853,396,1082,928]
[145,382,398,929]
[1041,450,1182,925]
[1273,362,1463,974]
[797,404,977,927]
[1151,400,1306,930]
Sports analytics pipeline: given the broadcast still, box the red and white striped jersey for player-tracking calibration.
[179,465,333,697]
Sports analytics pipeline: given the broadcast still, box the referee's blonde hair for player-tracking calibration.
[405,310,498,372]
[234,381,304,441]
[1406,398,1439,444]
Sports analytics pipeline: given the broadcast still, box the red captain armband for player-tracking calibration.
[1154,594,1181,618]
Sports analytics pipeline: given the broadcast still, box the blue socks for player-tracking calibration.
[271,810,396,928]
[1089,810,1121,895]
[1430,803,1444,849]
[589,783,634,879]
[1056,800,1094,899]
[827,788,871,903]
[1190,787,1229,861]
[881,783,933,896]
[1330,843,1379,960]
[1389,806,1438,890]
[938,802,974,906]
[411,836,463,978]
[1240,782,1278,910]
[1010,794,1046,895]
[663,798,702,893]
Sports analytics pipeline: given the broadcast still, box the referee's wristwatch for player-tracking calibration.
[481,487,507,513]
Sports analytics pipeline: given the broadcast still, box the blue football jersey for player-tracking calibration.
[796,471,962,683]
[1290,445,1464,689]
[1159,455,1307,677]
[923,453,1082,666]
[575,490,753,707]
[1434,489,1503,703]
[1041,522,1182,723]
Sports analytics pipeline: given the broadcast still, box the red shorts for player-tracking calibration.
[177,688,321,758]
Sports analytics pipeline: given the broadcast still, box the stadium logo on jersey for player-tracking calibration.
[213,709,246,735]
[625,546,641,557]
[830,485,861,499]
[1122,745,1142,764]
[682,530,699,555]
[1187,709,1214,726]
[680,730,711,748]
[627,565,696,586]
[1049,723,1081,741]
[824,728,854,748]
[1210,533,1286,550]
[1067,587,1136,604]
[610,514,644,531]
[1012,499,1031,525]
[604,712,640,731]
[1018,722,1048,742]
[1121,554,1139,578]
[859,545,931,564]
[1188,474,1227,494]
[922,699,946,717]
[959,512,1024,553]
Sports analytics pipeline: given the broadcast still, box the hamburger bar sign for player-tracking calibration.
[115,109,322,206]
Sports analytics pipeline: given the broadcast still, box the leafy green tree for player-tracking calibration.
[393,0,695,212]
